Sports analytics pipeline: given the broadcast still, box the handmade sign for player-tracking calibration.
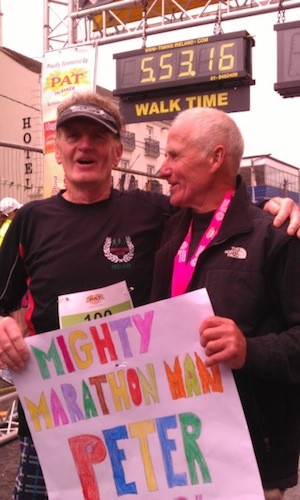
[12,289,264,499]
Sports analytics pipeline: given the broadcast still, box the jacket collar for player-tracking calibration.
[178,175,254,244]
[215,175,254,242]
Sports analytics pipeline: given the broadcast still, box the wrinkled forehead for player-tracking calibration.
[166,124,192,149]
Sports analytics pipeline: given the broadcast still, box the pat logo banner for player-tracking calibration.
[41,44,97,197]
[12,289,264,499]
[41,44,97,155]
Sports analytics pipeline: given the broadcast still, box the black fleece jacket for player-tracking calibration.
[151,176,300,490]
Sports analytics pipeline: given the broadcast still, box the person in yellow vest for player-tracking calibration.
[0,197,23,245]
[0,197,27,343]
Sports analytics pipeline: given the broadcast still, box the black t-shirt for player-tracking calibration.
[0,188,173,436]
[0,189,173,332]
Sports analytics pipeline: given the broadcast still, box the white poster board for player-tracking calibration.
[12,289,264,500]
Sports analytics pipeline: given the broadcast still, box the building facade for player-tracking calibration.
[0,47,44,203]
[240,155,300,204]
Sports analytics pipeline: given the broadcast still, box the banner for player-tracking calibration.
[12,289,264,499]
[41,45,97,197]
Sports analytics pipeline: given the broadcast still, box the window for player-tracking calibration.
[120,160,129,170]
[121,131,135,152]
[146,125,154,138]
[147,165,154,176]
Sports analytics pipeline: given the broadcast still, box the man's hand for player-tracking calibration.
[264,197,300,237]
[200,316,246,370]
[0,316,29,371]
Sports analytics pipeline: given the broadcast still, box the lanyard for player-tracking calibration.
[171,188,234,297]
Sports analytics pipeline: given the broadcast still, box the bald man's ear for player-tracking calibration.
[211,145,225,173]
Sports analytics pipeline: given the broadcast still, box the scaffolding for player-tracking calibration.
[43,0,300,51]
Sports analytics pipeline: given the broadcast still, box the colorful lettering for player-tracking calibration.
[69,434,106,500]
[165,353,223,399]
[31,340,65,379]
[68,413,210,498]
[156,414,187,487]
[24,393,54,431]
[179,412,211,484]
[128,420,157,491]
[69,330,94,369]
[103,426,137,495]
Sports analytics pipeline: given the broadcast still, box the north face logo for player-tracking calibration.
[224,246,247,259]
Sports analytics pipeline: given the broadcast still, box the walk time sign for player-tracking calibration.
[118,86,251,123]
[113,30,255,122]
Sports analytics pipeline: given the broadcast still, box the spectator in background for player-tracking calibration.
[0,197,23,246]
[0,197,27,347]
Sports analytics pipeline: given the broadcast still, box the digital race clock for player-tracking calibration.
[113,30,254,97]
[274,20,300,98]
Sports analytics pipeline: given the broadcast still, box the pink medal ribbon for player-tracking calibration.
[171,188,235,297]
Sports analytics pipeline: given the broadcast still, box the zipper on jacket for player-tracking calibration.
[263,436,271,453]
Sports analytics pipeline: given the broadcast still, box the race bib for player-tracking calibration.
[58,281,133,328]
